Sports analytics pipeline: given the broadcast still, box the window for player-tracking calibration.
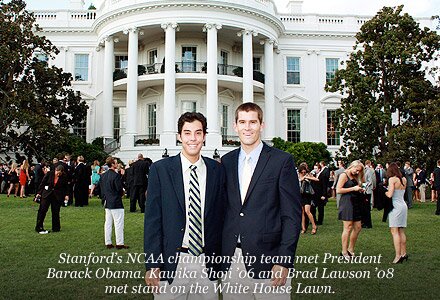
[286,57,300,85]
[148,49,157,65]
[182,101,196,113]
[221,105,228,138]
[182,47,197,72]
[72,120,86,141]
[74,54,89,81]
[113,107,126,139]
[326,58,339,83]
[219,50,228,75]
[115,55,128,70]
[253,57,261,71]
[327,110,340,146]
[287,109,300,143]
[148,104,157,138]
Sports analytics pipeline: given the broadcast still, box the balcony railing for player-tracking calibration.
[134,134,160,146]
[104,137,121,154]
[112,62,265,84]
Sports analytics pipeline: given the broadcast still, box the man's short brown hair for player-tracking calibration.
[235,102,263,124]
[177,112,207,135]
[105,156,116,167]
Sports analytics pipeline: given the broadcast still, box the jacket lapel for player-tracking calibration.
[230,149,241,206]
[168,154,185,213]
[203,157,215,218]
[243,143,271,204]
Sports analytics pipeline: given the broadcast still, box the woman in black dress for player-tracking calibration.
[336,160,365,258]
[298,163,318,234]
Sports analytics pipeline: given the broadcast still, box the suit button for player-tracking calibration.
[181,228,184,231]
[239,213,244,217]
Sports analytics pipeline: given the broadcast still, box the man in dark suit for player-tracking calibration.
[434,159,440,215]
[35,164,69,234]
[73,155,89,207]
[129,153,150,213]
[144,112,225,299]
[221,103,302,299]
[33,159,46,196]
[316,160,330,225]
[101,156,128,249]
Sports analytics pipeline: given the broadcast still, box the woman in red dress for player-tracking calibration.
[19,159,30,198]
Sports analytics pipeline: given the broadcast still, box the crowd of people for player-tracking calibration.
[296,157,440,265]
[1,102,440,298]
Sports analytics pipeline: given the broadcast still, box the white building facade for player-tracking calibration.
[31,0,434,162]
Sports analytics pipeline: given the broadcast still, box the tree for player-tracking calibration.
[327,6,440,165]
[0,0,88,162]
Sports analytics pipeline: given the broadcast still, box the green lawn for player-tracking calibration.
[0,194,439,299]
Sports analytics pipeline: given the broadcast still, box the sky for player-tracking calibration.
[24,0,440,17]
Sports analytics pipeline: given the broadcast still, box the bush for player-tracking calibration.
[272,137,332,169]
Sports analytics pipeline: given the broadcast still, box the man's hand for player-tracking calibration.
[145,268,161,292]
[270,265,288,286]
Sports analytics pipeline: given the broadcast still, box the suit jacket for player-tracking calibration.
[364,167,377,195]
[144,154,226,283]
[74,163,89,189]
[221,143,302,277]
[38,171,69,202]
[333,167,345,189]
[131,159,150,187]
[434,167,440,189]
[101,169,124,209]
[404,167,414,187]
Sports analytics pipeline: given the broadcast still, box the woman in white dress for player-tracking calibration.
[385,162,408,264]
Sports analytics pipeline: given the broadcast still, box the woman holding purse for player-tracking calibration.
[298,163,318,235]
[337,160,365,258]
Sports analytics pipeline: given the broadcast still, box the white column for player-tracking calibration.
[121,27,138,149]
[160,22,178,147]
[102,36,114,141]
[262,39,275,141]
[238,29,256,103]
[204,23,222,148]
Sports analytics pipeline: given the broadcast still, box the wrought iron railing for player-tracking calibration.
[113,62,265,83]
[104,137,121,153]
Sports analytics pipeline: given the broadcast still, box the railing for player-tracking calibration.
[104,137,121,153]
[113,63,265,84]
[222,135,241,147]
[134,134,160,146]
[218,64,265,84]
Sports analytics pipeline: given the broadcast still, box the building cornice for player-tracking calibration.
[93,1,284,36]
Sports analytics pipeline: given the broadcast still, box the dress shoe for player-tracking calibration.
[116,245,129,249]
[392,256,404,264]
[106,244,115,249]
[401,254,408,261]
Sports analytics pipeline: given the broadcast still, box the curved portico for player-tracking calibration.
[96,0,282,157]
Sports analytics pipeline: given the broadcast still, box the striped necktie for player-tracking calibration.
[188,165,203,256]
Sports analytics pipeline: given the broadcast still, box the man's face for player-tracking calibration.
[178,120,205,161]
[234,110,264,148]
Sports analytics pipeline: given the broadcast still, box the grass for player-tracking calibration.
[0,194,439,300]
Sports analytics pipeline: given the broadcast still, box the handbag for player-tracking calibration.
[301,180,315,195]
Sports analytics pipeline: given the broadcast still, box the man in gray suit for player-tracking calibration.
[362,160,376,228]
[404,161,414,209]
[332,160,345,208]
